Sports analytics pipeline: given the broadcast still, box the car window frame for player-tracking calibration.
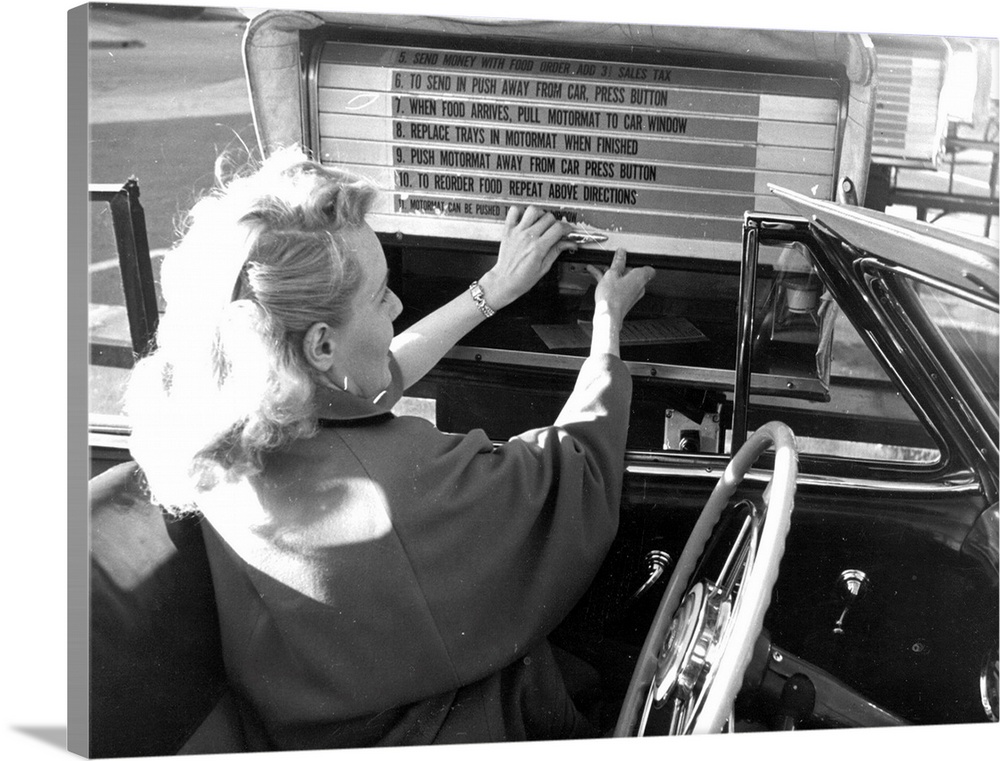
[864,259,999,493]
[89,180,159,361]
[734,212,979,485]
[89,180,159,443]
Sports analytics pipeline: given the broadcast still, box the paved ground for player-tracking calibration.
[88,6,254,249]
[89,7,250,124]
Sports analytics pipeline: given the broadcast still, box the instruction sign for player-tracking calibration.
[316,41,843,250]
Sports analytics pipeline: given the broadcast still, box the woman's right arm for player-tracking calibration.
[585,247,656,358]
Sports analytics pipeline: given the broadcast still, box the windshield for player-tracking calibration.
[908,279,999,416]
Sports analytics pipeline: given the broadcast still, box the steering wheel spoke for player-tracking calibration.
[615,422,798,736]
[713,500,760,599]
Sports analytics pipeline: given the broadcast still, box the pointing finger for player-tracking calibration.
[609,247,628,273]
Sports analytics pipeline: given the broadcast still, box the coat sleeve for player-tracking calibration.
[342,352,633,686]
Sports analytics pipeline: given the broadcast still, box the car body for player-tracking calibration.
[82,8,999,755]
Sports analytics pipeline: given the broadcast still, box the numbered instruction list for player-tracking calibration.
[317,42,842,242]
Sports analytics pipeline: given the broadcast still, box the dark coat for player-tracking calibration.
[199,353,632,749]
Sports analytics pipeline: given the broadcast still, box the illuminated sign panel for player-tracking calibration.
[316,41,843,257]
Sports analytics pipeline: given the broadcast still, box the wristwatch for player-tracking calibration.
[469,280,496,318]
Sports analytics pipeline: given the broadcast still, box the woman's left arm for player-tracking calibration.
[390,205,576,390]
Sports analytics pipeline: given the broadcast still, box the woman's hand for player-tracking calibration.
[588,247,655,323]
[586,248,656,357]
[477,205,578,309]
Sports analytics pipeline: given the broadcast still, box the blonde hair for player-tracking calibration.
[125,147,377,513]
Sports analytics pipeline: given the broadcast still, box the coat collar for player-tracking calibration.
[312,354,404,424]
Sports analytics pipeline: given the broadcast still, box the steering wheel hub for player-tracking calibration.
[645,582,732,732]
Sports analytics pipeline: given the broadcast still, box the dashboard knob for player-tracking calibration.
[628,550,674,606]
[837,569,870,602]
[833,569,870,634]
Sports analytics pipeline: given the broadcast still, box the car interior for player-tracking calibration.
[83,10,999,756]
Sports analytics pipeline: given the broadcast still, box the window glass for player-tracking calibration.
[907,279,999,416]
[89,196,137,422]
[746,241,940,464]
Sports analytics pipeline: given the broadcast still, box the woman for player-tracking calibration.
[126,147,655,750]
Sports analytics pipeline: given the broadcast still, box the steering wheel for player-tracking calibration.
[613,421,798,735]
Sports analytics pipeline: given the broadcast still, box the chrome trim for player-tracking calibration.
[444,346,826,397]
[980,646,999,722]
[733,222,760,448]
[89,413,131,432]
[89,431,131,451]
[88,414,132,450]
[862,257,999,313]
[624,460,981,494]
